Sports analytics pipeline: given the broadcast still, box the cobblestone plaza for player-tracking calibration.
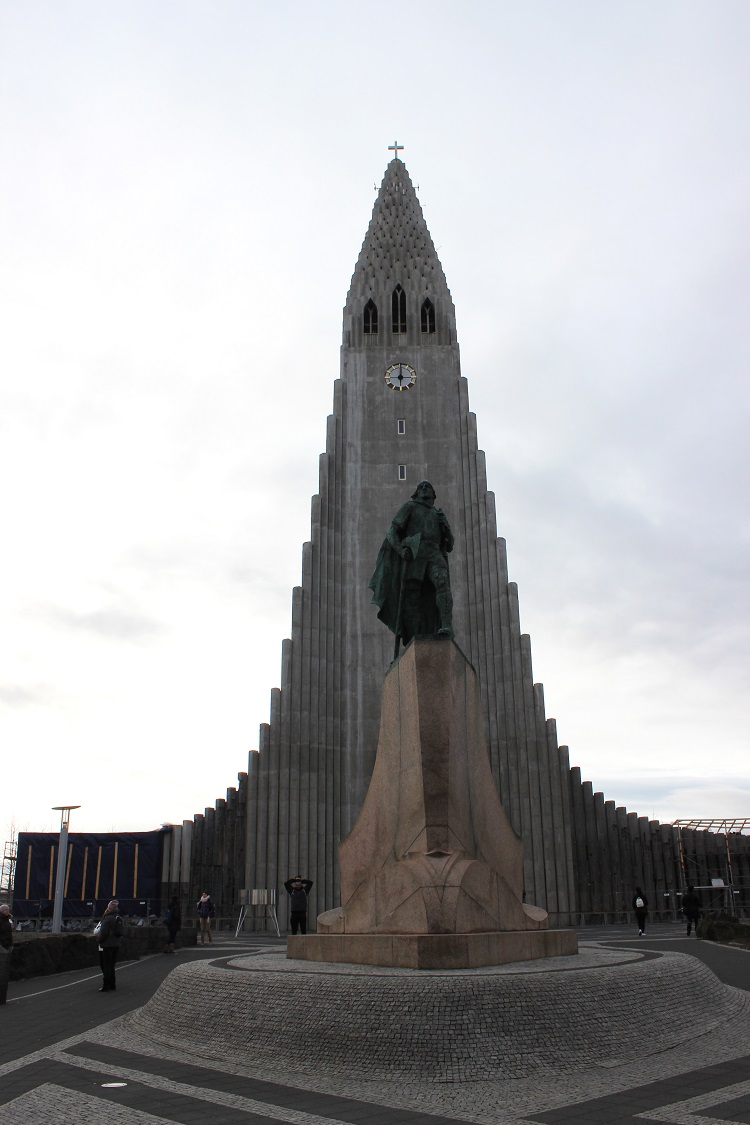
[2,927,750,1123]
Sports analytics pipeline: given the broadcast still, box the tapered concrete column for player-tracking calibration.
[581,782,600,915]
[650,820,667,918]
[616,808,632,913]
[604,801,619,916]
[569,767,590,918]
[593,793,608,917]
[559,745,577,924]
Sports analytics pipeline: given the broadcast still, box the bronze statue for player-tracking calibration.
[369,481,454,657]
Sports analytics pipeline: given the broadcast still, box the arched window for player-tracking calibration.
[421,298,435,334]
[363,299,378,334]
[392,285,406,334]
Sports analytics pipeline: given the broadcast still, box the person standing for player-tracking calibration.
[196,891,215,945]
[0,903,13,1005]
[284,876,313,935]
[163,895,182,954]
[97,899,124,992]
[682,885,701,937]
[633,887,648,936]
[0,904,13,950]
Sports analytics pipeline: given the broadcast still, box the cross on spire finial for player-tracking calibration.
[388,140,404,161]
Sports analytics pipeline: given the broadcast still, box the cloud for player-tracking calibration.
[0,683,55,709]
[572,768,750,823]
[0,3,748,843]
[37,602,162,642]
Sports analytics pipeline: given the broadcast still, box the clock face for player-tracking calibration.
[384,363,416,391]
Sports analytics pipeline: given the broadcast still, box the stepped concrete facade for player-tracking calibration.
[241,156,577,928]
[181,158,750,929]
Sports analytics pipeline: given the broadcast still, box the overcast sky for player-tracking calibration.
[1,1,748,845]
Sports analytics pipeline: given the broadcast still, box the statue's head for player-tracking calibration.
[412,480,436,503]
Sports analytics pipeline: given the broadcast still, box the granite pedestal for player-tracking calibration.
[291,636,576,968]
[287,927,577,969]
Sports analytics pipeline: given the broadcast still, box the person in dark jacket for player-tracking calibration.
[284,875,313,935]
[0,903,13,1007]
[682,885,701,937]
[0,904,13,950]
[163,895,182,954]
[196,892,215,945]
[97,899,124,992]
[632,887,648,936]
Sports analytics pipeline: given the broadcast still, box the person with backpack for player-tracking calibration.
[97,899,124,991]
[284,875,313,935]
[196,891,215,945]
[163,895,182,954]
[632,887,648,936]
[682,885,701,937]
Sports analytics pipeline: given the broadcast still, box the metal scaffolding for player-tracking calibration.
[1,836,17,899]
[673,819,750,915]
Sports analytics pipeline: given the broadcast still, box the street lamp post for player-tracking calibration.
[51,805,80,934]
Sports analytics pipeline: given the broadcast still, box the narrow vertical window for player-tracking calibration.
[397,419,406,435]
[363,299,378,334]
[398,464,406,481]
[392,285,406,334]
[421,298,435,334]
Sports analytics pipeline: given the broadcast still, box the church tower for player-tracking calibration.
[242,154,578,927]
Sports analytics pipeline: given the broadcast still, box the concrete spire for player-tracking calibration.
[346,159,452,310]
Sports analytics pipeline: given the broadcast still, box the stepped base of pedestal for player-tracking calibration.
[287,928,577,969]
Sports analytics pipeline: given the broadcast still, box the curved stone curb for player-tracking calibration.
[124,949,748,1083]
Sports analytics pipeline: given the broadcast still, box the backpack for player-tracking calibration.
[635,896,645,909]
[107,913,123,940]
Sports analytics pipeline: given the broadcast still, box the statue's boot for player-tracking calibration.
[436,590,453,637]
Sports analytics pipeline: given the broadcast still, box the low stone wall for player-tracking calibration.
[7,926,196,982]
[698,912,750,949]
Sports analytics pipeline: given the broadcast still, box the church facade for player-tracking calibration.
[182,158,749,929]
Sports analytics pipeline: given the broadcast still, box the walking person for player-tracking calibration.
[163,895,182,954]
[682,885,701,937]
[632,887,648,936]
[284,875,313,935]
[97,899,124,992]
[196,891,215,945]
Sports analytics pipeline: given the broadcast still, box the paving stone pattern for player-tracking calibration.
[4,933,750,1124]
[3,1082,174,1123]
[125,947,748,1084]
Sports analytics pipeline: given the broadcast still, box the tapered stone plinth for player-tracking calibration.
[288,928,577,969]
[288,635,576,968]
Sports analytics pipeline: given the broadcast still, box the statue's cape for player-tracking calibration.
[368,533,440,640]
[368,539,402,635]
